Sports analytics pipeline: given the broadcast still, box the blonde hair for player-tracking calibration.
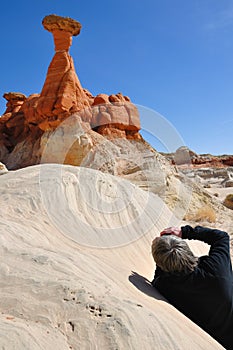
[151,235,198,274]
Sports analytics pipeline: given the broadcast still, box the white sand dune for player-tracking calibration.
[0,164,224,349]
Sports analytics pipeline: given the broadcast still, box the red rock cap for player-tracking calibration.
[42,14,82,36]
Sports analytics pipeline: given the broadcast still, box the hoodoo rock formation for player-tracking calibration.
[0,14,141,169]
[33,15,91,129]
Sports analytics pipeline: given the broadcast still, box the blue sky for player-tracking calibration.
[0,0,233,155]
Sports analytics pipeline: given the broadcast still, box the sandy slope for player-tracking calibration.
[206,186,233,202]
[0,164,224,349]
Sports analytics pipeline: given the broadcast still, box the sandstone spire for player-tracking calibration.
[34,15,91,130]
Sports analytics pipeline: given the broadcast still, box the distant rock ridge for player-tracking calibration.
[163,146,233,168]
[162,146,233,188]
[0,14,141,169]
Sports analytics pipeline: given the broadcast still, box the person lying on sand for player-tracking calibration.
[151,225,233,350]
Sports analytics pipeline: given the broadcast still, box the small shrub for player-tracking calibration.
[195,206,216,223]
[223,194,233,210]
[184,205,216,223]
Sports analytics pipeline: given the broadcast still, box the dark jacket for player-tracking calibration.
[152,226,233,350]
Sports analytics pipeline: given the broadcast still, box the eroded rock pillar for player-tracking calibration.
[35,15,90,130]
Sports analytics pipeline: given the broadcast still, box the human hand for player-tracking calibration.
[160,227,182,238]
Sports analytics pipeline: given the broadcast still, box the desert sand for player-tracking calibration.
[0,164,225,349]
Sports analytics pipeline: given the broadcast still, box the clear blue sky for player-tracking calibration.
[0,0,233,155]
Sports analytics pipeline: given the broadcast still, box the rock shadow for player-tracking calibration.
[129,271,167,301]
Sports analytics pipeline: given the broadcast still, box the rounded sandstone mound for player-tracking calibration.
[0,164,224,349]
[42,14,82,36]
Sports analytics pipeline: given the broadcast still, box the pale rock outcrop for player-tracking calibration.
[172,146,196,165]
[176,166,233,189]
[79,135,232,226]
[0,164,228,349]
[40,115,94,166]
[221,172,233,188]
[0,162,8,175]
[223,180,233,187]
